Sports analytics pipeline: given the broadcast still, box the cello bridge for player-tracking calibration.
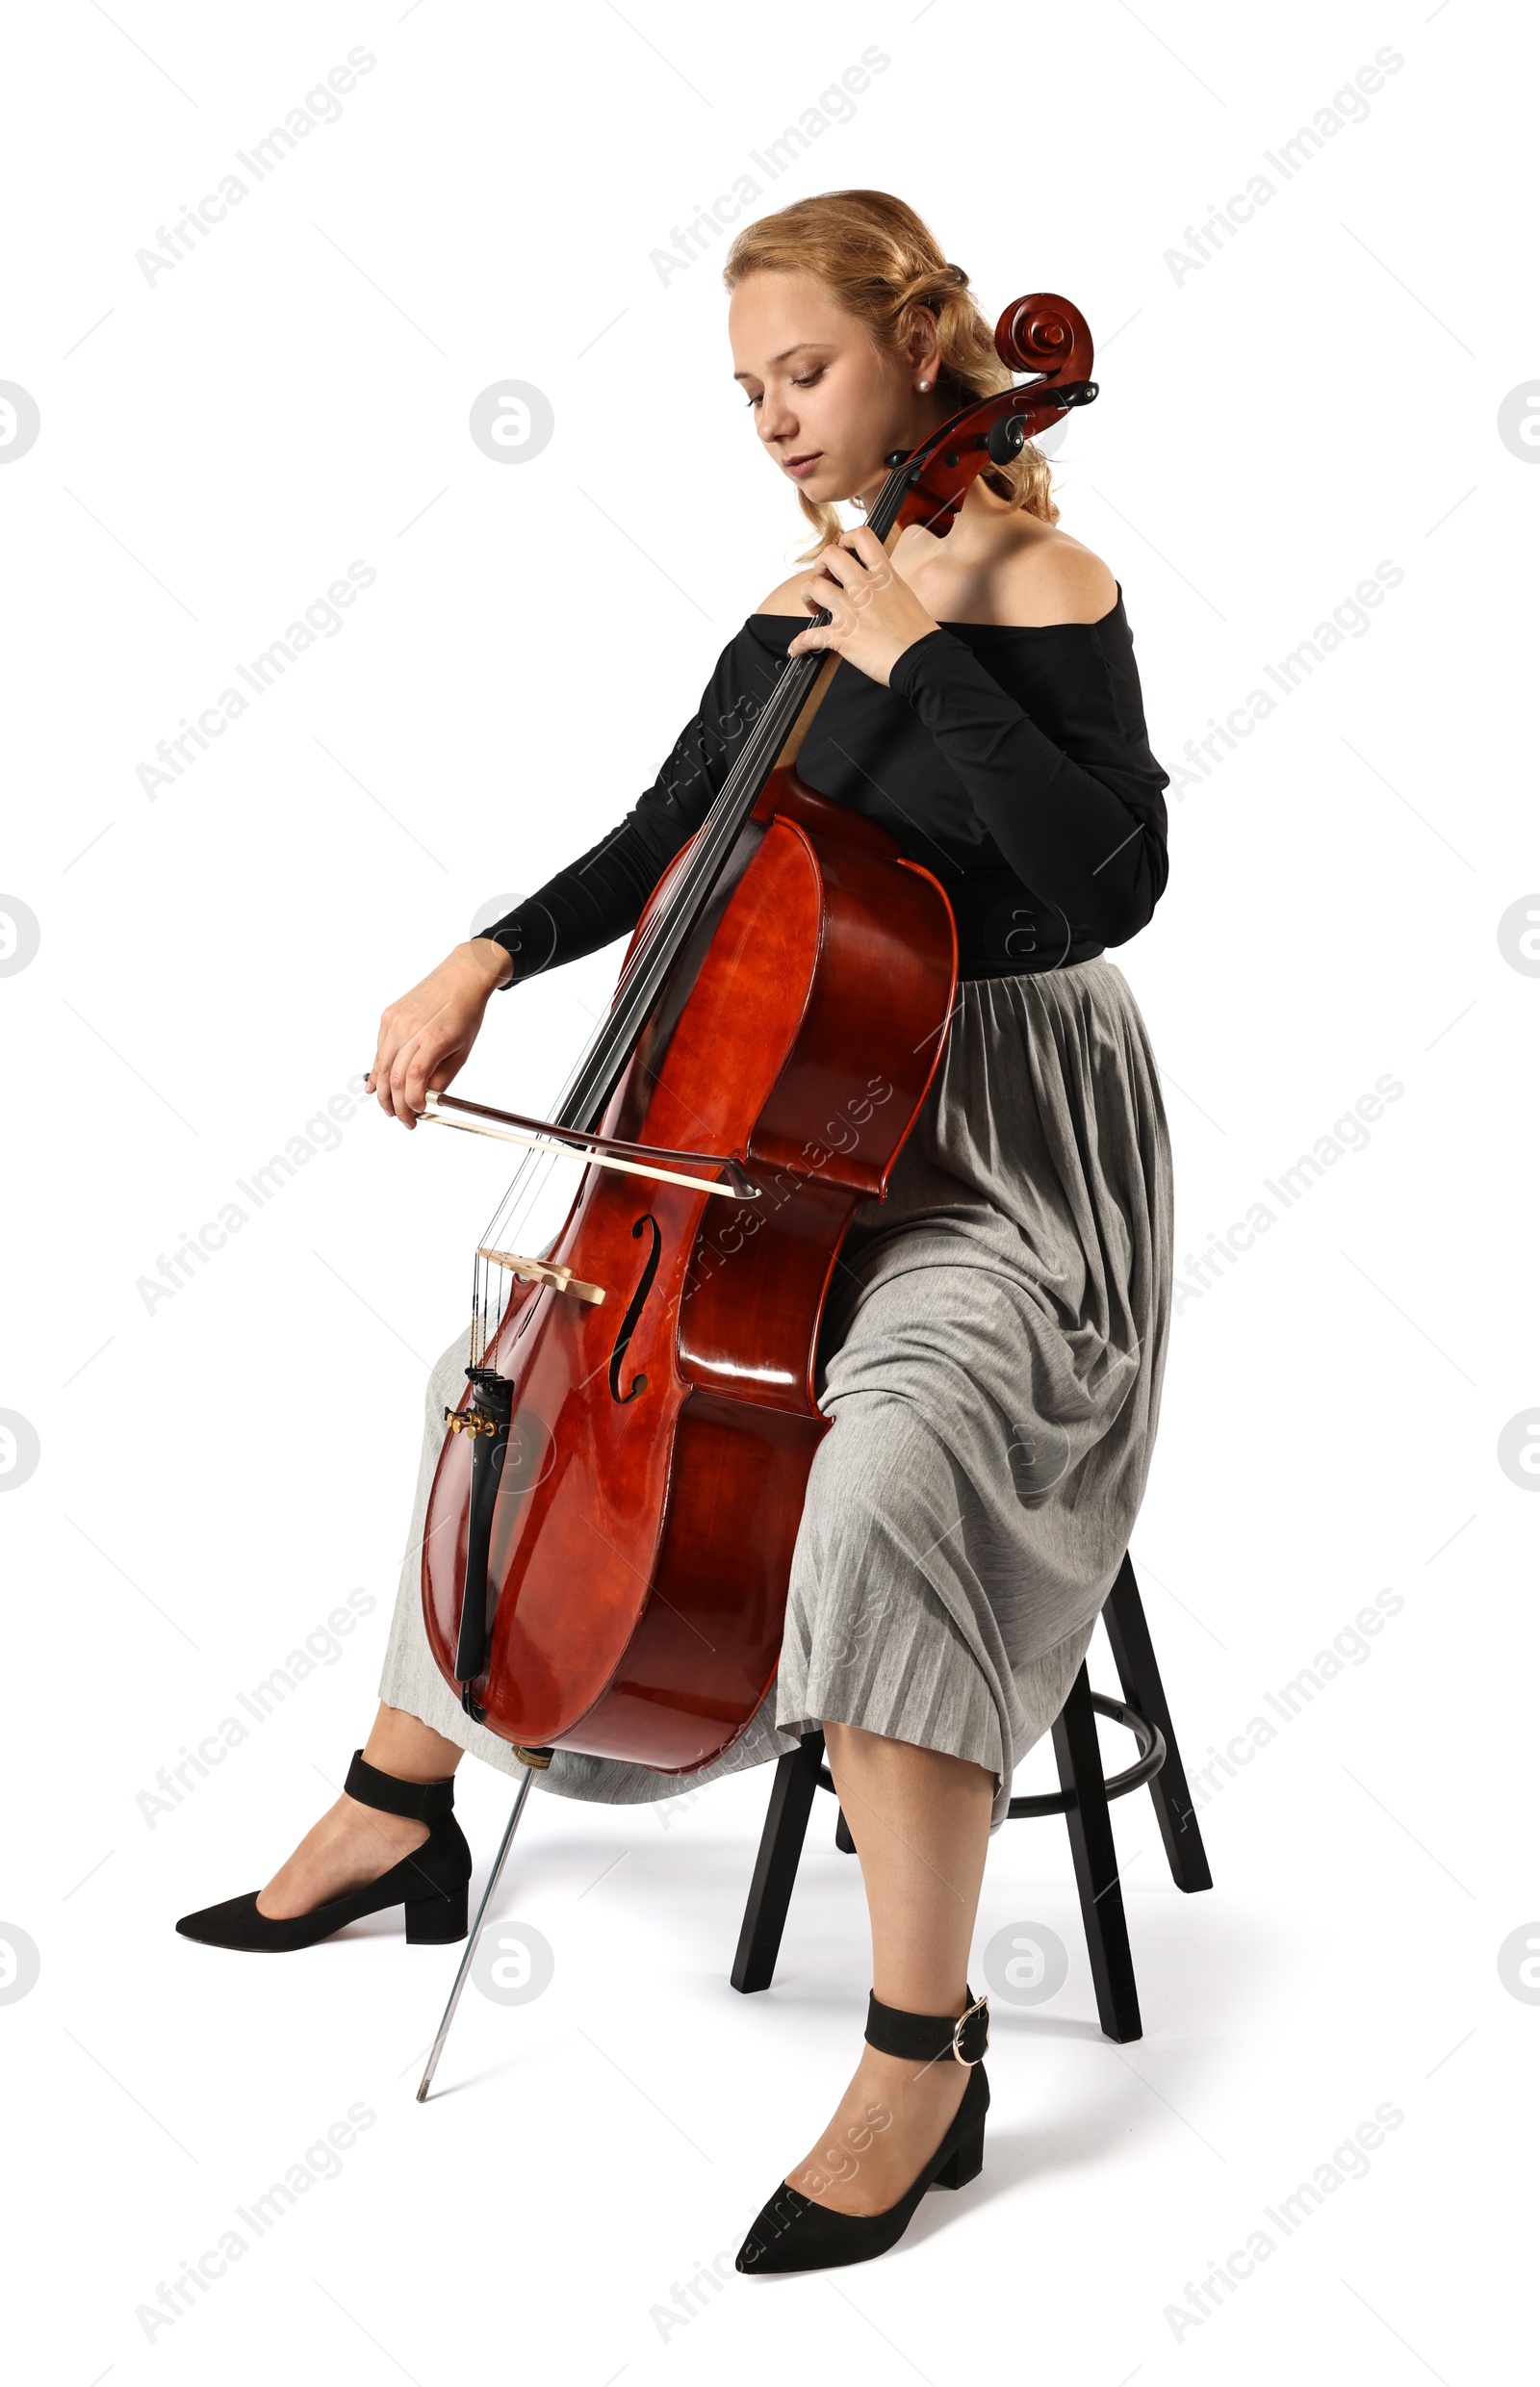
[476,1245,606,1306]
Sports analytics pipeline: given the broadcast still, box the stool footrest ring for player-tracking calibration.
[811,1692,1166,1821]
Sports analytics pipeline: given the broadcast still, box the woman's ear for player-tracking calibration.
[905,303,941,392]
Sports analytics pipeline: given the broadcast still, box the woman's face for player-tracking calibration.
[729,269,939,508]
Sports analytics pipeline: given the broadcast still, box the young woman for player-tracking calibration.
[177,190,1174,2273]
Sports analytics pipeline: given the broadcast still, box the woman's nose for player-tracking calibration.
[758,391,797,445]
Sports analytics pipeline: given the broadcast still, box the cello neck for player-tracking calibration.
[554,337,1090,1138]
[553,480,916,1137]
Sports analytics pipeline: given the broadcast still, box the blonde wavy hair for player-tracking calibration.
[722,189,1059,558]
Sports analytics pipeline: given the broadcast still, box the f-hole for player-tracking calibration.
[609,1214,661,1404]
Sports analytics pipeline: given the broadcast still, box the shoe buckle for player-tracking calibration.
[952,1992,989,2066]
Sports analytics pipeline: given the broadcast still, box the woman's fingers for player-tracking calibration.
[790,569,854,654]
[423,1040,469,1104]
[813,533,885,595]
[796,538,886,642]
[369,950,503,1129]
[370,1004,413,1113]
[377,1005,448,1120]
[795,565,850,641]
[841,525,887,573]
[801,563,849,611]
[386,1017,446,1127]
[386,1037,420,1127]
[386,1006,481,1127]
[400,1031,455,1122]
[811,542,860,592]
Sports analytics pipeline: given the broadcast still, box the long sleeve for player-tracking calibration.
[886,626,1169,946]
[480,624,783,983]
[479,601,1170,987]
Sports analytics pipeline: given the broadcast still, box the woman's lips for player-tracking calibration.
[783,451,823,478]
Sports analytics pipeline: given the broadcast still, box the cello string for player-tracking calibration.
[464,457,923,1366]
[601,641,819,992]
[461,597,829,1362]
[550,460,926,1112]
[508,468,911,1138]
[559,484,903,1042]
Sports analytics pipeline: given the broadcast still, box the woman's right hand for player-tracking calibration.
[367,937,512,1128]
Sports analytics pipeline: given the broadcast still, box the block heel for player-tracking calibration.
[404,1882,470,1944]
[736,1987,991,2272]
[176,1749,474,1954]
[932,2120,986,2190]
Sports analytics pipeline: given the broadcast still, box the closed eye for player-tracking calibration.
[744,370,825,408]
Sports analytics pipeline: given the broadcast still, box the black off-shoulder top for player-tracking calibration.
[482,587,1169,984]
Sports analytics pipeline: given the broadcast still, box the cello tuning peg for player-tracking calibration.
[987,413,1027,467]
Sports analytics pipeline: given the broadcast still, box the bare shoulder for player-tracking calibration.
[990,525,1117,627]
[755,564,815,615]
[893,506,1118,629]
[751,519,1116,627]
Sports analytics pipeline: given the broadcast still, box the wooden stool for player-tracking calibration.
[730,1553,1212,2042]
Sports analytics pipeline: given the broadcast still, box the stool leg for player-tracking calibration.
[1102,1553,1214,1894]
[834,1807,857,1854]
[1052,1663,1142,2043]
[732,1729,824,1993]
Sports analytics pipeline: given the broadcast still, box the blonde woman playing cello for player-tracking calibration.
[177,189,1174,2274]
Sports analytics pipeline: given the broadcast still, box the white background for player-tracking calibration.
[2,2,1534,2379]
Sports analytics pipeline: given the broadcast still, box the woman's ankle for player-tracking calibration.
[870,1979,969,2019]
[339,1794,431,1844]
[253,1794,431,1918]
[359,1703,465,1784]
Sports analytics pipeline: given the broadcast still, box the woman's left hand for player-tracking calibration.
[786,526,940,687]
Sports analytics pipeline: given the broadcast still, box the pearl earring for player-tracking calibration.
[919,378,931,391]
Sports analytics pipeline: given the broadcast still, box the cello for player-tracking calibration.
[416,294,1099,1781]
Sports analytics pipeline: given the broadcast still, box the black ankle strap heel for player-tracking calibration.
[344,1749,457,1824]
[175,1750,472,1955]
[735,1987,991,2274]
[864,1984,990,2068]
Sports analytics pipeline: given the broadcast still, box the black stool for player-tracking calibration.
[730,1552,1211,2042]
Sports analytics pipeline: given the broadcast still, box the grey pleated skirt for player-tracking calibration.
[377,958,1173,1832]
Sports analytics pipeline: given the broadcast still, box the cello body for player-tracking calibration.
[418,291,1099,1775]
[422,766,957,1773]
